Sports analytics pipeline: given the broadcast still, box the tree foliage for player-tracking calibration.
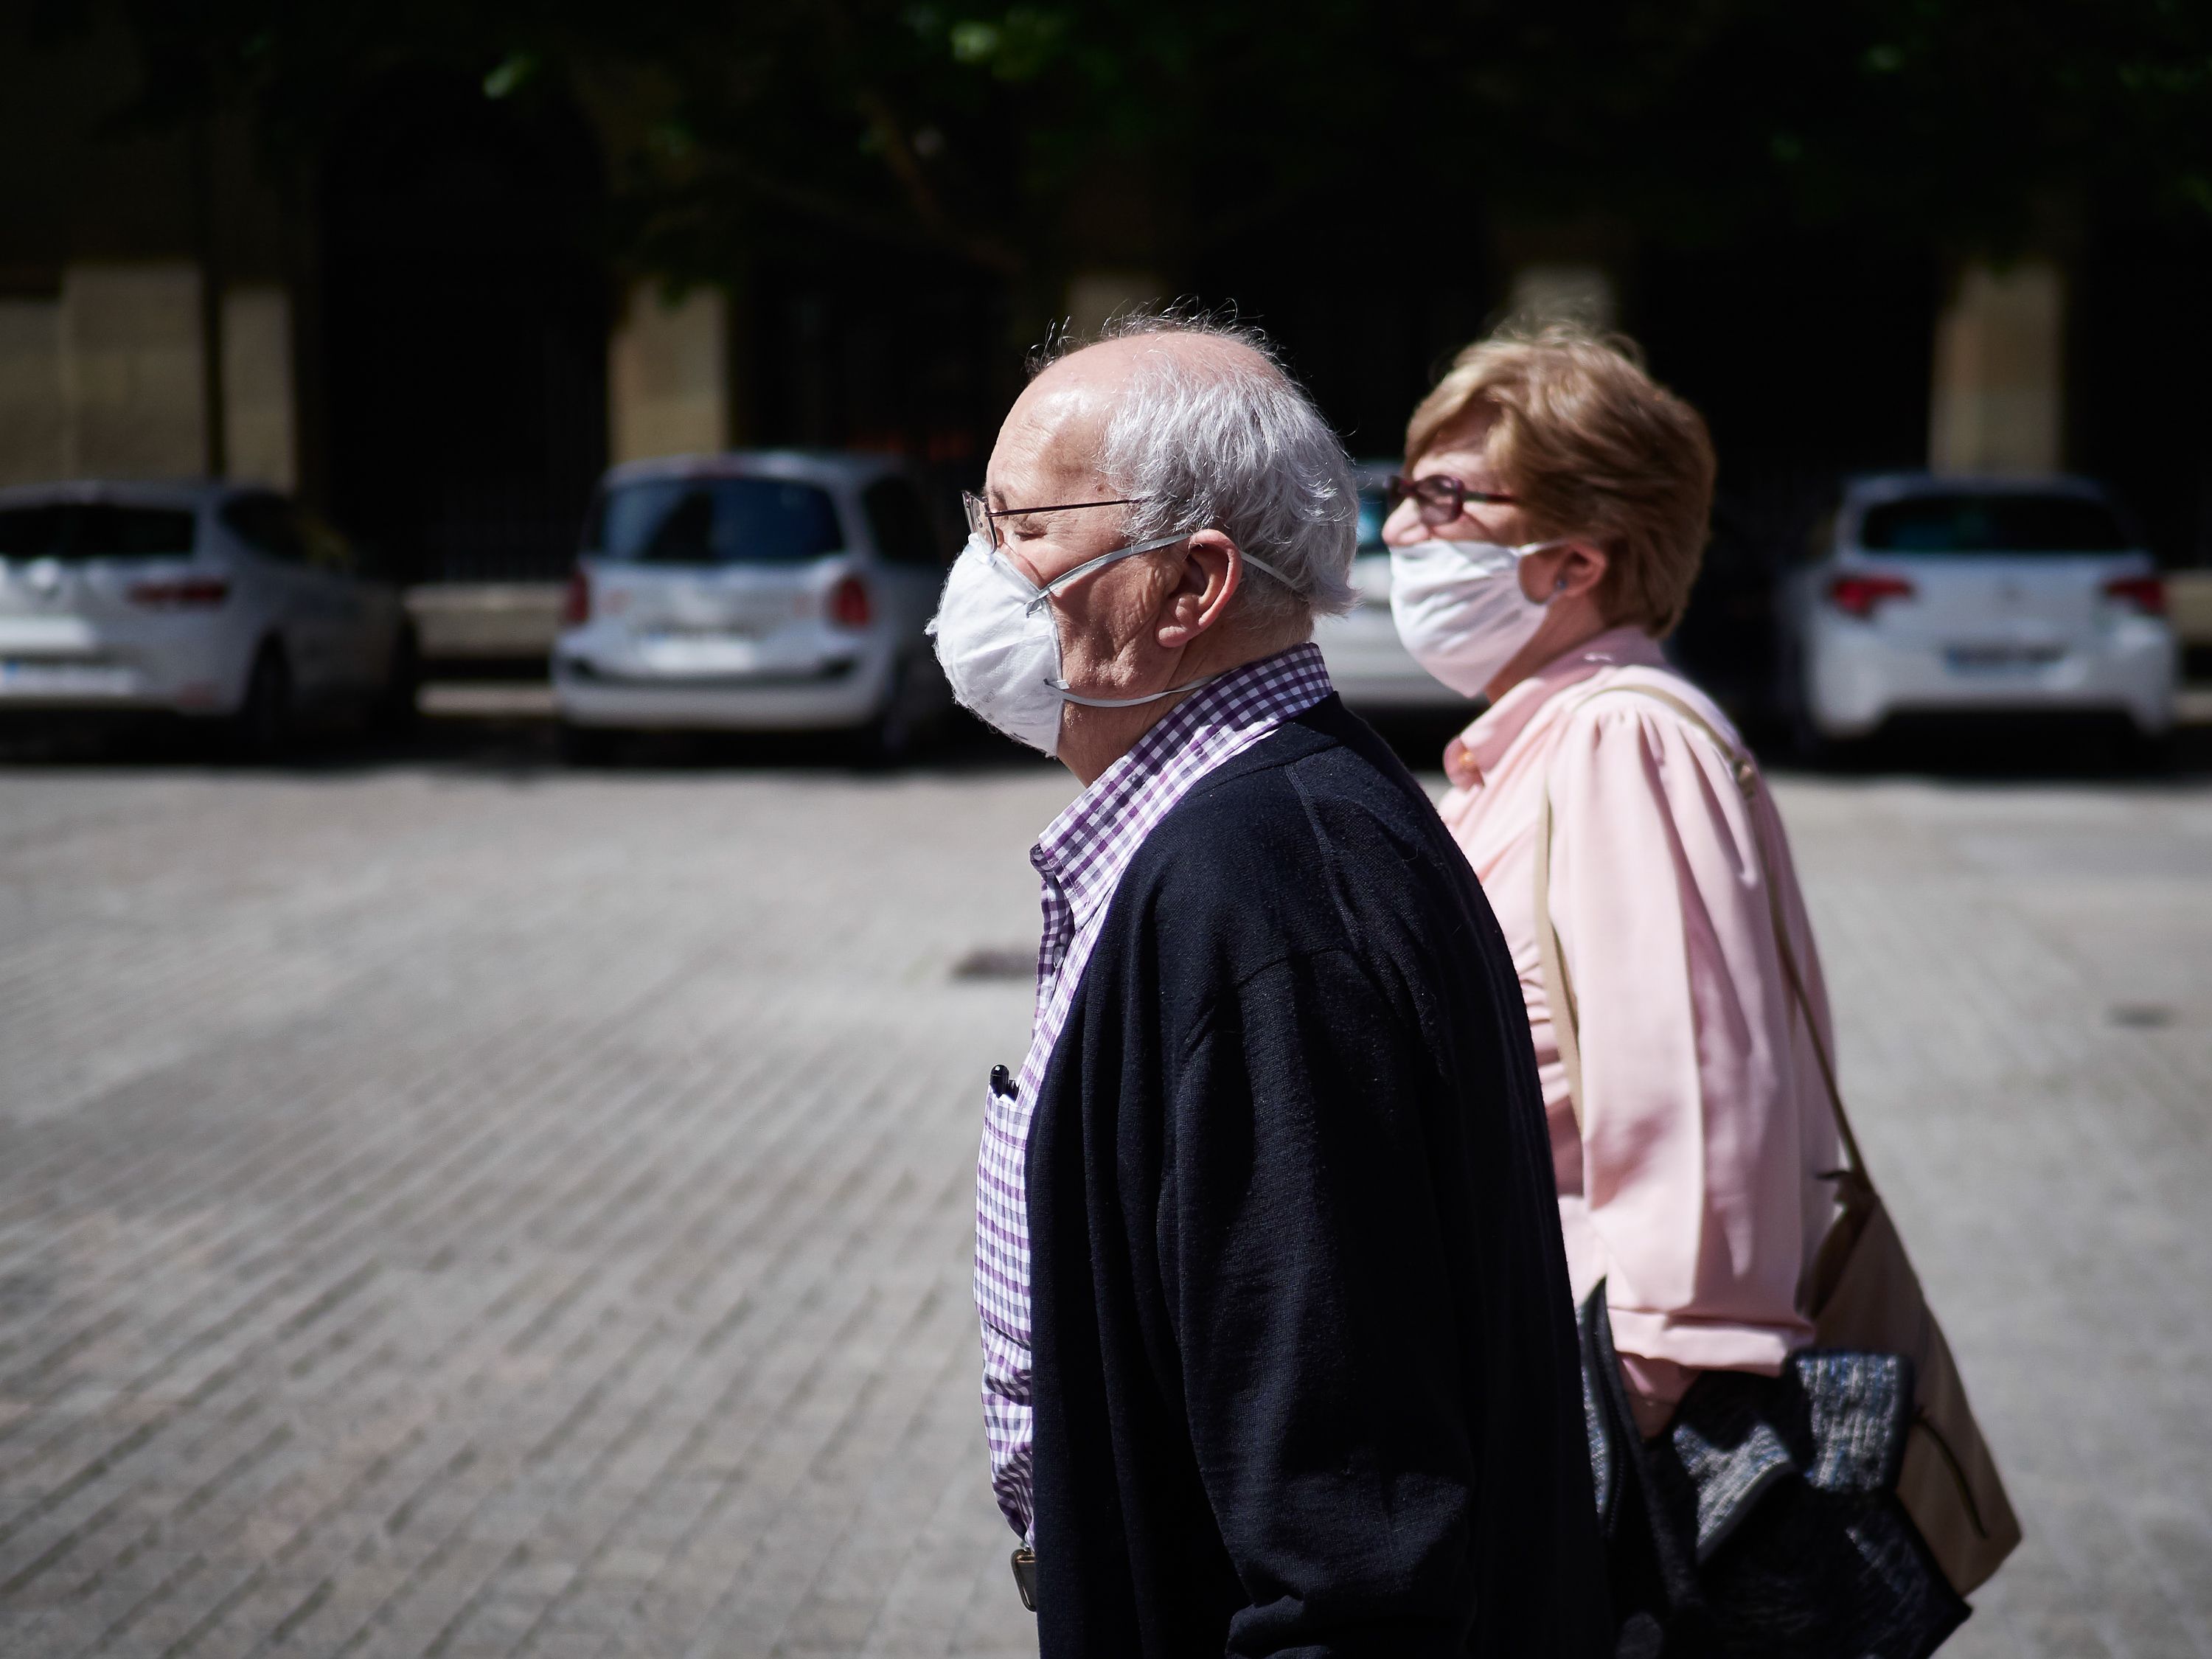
[77,0,2212,292]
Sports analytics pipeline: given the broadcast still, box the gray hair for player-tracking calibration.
[1039,308,1359,636]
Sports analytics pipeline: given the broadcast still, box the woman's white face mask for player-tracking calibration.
[1389,536,1568,698]
[926,529,1290,757]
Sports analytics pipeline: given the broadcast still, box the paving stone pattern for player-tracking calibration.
[0,755,2207,1658]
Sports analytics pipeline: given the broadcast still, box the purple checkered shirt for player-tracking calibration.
[975,642,1335,1541]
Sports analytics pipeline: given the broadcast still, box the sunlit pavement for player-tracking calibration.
[0,720,2208,1658]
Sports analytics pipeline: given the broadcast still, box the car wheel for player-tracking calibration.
[371,624,421,737]
[854,655,931,767]
[2126,725,2176,775]
[231,643,293,761]
[558,721,622,766]
[1782,642,1850,768]
[1787,695,1834,767]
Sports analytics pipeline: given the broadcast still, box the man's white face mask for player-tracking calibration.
[927,529,1290,757]
[1389,536,1569,698]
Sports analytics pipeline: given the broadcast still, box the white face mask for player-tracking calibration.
[927,529,1289,757]
[1389,536,1567,698]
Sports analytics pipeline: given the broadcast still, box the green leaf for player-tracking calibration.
[950,21,1001,63]
[482,50,538,100]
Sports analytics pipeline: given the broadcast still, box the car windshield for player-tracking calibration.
[587,479,844,565]
[0,504,198,560]
[1857,493,2129,554]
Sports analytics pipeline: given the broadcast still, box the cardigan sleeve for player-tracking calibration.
[1158,945,1481,1658]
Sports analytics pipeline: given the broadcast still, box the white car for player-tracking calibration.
[1782,473,2176,745]
[1311,464,1472,714]
[552,453,955,760]
[0,480,412,752]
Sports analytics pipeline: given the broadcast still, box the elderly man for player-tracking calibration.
[933,317,1604,1657]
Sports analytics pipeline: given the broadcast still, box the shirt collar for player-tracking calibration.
[1458,625,1669,776]
[1032,641,1333,922]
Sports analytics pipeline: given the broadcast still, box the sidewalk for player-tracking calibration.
[0,756,2205,1656]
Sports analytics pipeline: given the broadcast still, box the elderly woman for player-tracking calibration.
[1383,327,1841,1439]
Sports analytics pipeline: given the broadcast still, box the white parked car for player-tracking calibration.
[1311,464,1472,714]
[0,480,412,752]
[552,453,955,760]
[1781,474,2176,746]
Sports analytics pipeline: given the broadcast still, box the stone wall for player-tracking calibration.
[0,264,296,490]
[608,282,727,465]
[1930,259,2065,476]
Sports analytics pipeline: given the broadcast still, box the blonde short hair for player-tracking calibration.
[1405,326,1716,636]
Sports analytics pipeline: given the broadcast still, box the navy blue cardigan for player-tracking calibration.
[1026,695,1607,1657]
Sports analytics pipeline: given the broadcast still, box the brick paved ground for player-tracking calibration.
[1779,771,2212,1659]
[0,731,2207,1657]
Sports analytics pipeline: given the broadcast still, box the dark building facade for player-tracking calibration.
[6,13,2210,700]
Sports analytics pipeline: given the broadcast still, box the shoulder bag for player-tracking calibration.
[1533,683,2021,1598]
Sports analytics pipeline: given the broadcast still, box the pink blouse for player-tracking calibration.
[1438,627,1842,1431]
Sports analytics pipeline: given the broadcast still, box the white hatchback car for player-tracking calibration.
[552,453,954,760]
[1310,464,1472,715]
[1783,473,2176,744]
[0,481,411,751]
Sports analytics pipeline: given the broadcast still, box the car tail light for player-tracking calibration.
[2102,574,2166,616]
[1828,573,1914,619]
[561,567,591,625]
[827,574,873,629]
[126,577,229,608]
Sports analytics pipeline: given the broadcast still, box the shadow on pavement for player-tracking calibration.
[9,692,2202,790]
[1757,710,2212,787]
[0,698,1063,781]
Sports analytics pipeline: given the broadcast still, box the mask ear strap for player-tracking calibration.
[1041,547,1300,708]
[1020,531,1192,610]
[1023,536,1298,612]
[1054,672,1221,708]
[1512,538,1576,598]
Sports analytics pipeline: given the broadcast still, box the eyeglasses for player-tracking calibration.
[1386,473,1518,526]
[962,491,1151,550]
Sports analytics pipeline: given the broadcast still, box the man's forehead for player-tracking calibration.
[990,376,1116,498]
[990,332,1271,498]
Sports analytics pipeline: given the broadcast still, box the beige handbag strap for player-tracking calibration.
[1532,683,1868,1179]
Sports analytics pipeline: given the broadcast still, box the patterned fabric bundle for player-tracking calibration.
[1581,1285,1970,1658]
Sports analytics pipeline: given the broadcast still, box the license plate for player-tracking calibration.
[1944,643,2062,672]
[642,621,771,644]
[636,636,765,675]
[0,658,133,695]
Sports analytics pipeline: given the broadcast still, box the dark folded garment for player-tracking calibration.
[1581,1285,1971,1659]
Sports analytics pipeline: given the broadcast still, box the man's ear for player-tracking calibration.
[1155,530,1240,647]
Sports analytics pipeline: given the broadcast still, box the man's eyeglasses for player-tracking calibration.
[963,491,1150,550]
[1386,474,1518,526]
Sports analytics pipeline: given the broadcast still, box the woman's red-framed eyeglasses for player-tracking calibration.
[1386,474,1518,525]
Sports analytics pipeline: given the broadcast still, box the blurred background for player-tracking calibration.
[4,8,2212,1659]
[7,0,2212,740]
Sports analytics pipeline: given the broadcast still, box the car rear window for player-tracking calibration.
[0,504,198,559]
[587,479,844,565]
[221,494,309,562]
[861,477,944,568]
[1857,494,2129,554]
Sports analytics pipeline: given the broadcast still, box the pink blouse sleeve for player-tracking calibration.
[1548,698,1821,1420]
